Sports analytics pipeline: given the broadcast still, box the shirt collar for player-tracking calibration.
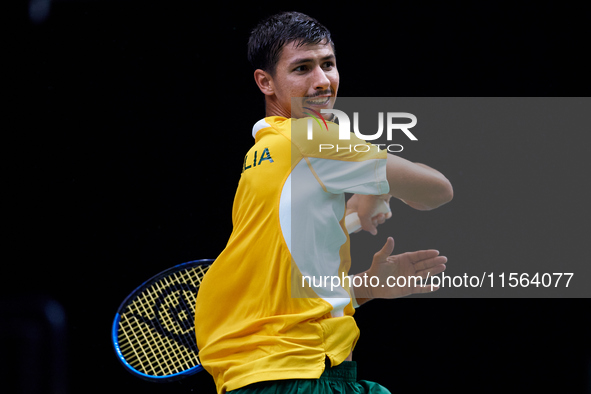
[252,118,271,139]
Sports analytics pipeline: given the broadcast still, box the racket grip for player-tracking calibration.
[345,200,391,234]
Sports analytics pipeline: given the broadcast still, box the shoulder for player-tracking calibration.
[291,117,386,161]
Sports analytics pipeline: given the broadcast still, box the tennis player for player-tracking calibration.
[195,12,453,394]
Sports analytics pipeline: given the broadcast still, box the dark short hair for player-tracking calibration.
[247,11,334,75]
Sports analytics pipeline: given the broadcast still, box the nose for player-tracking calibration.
[311,65,331,91]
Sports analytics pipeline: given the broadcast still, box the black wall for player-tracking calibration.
[9,1,590,393]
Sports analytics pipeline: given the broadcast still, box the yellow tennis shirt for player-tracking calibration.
[195,116,388,393]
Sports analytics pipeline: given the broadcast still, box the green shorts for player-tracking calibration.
[229,360,391,394]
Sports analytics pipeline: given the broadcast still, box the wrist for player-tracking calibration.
[349,271,374,307]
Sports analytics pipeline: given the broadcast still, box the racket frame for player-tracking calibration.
[111,259,213,382]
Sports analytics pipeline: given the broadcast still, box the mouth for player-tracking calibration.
[304,95,332,107]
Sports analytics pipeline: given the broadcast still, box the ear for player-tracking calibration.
[254,69,274,96]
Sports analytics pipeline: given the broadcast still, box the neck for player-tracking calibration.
[265,97,290,118]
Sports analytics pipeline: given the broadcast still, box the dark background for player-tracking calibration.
[8,1,590,393]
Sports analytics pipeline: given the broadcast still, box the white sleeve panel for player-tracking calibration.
[306,157,389,195]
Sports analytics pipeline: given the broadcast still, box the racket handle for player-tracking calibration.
[345,200,391,234]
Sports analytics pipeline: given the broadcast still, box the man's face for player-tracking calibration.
[269,40,339,119]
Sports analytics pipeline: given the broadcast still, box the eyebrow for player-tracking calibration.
[289,54,336,66]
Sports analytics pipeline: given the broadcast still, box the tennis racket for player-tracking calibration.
[111,205,389,382]
[112,259,213,382]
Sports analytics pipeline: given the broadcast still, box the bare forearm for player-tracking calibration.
[386,155,453,210]
[351,271,373,306]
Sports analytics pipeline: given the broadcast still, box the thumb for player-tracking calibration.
[374,237,395,260]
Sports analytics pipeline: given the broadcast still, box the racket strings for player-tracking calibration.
[120,288,172,376]
[153,272,198,373]
[117,264,210,377]
[120,270,197,376]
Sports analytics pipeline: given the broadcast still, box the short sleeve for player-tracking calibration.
[291,117,389,195]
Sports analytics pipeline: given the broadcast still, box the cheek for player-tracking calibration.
[330,72,340,90]
[287,78,308,97]
[276,77,307,99]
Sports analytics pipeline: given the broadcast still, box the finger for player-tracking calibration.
[412,255,448,272]
[392,249,441,265]
[373,213,386,225]
[416,263,447,279]
[358,196,390,235]
[370,217,385,229]
[360,215,378,235]
[385,251,440,268]
[412,284,440,294]
[373,237,395,261]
